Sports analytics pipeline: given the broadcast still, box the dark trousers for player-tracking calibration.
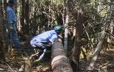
[35,44,52,57]
[6,23,20,48]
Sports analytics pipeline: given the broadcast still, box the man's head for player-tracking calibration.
[8,0,16,6]
[54,25,63,34]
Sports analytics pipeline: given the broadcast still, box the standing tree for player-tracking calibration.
[0,0,5,61]
[66,0,88,71]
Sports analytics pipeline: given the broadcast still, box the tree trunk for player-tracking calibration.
[21,0,25,34]
[88,30,106,70]
[51,40,73,72]
[64,13,69,52]
[97,0,101,13]
[25,0,29,35]
[0,0,5,61]
[66,0,88,70]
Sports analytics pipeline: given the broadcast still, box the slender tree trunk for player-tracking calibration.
[51,40,73,72]
[64,0,68,52]
[66,0,87,71]
[0,0,5,61]
[1,0,3,16]
[88,30,106,70]
[97,0,101,13]
[64,12,69,52]
[25,0,29,34]
[72,13,83,70]
[17,0,21,32]
[4,0,7,11]
[21,0,25,34]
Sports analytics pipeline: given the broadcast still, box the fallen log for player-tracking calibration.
[51,40,73,72]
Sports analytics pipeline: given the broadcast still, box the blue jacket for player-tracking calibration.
[34,30,58,44]
[6,6,17,24]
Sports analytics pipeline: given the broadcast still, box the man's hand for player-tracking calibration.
[9,27,14,32]
[58,35,63,42]
[42,42,52,47]
[9,26,13,30]
[48,42,52,46]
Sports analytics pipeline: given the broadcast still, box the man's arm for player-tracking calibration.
[7,10,13,24]
[49,34,58,44]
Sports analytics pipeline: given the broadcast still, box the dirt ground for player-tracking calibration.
[80,49,114,72]
[0,40,114,72]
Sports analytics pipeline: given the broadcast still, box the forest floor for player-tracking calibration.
[80,48,114,72]
[0,39,52,72]
[0,48,52,72]
[0,40,114,72]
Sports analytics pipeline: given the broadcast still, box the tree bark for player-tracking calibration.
[21,0,25,34]
[0,0,5,61]
[66,0,88,71]
[64,14,69,52]
[51,40,73,72]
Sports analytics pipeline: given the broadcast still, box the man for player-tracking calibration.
[30,25,63,61]
[6,0,20,48]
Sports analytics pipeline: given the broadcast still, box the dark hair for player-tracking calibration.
[8,0,15,4]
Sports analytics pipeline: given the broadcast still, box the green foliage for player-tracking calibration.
[100,8,108,17]
[110,0,114,2]
[39,0,64,6]
[78,0,91,4]
[0,0,2,2]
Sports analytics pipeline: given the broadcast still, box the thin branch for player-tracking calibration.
[5,63,15,72]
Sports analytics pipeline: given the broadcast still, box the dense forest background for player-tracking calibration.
[0,0,114,72]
